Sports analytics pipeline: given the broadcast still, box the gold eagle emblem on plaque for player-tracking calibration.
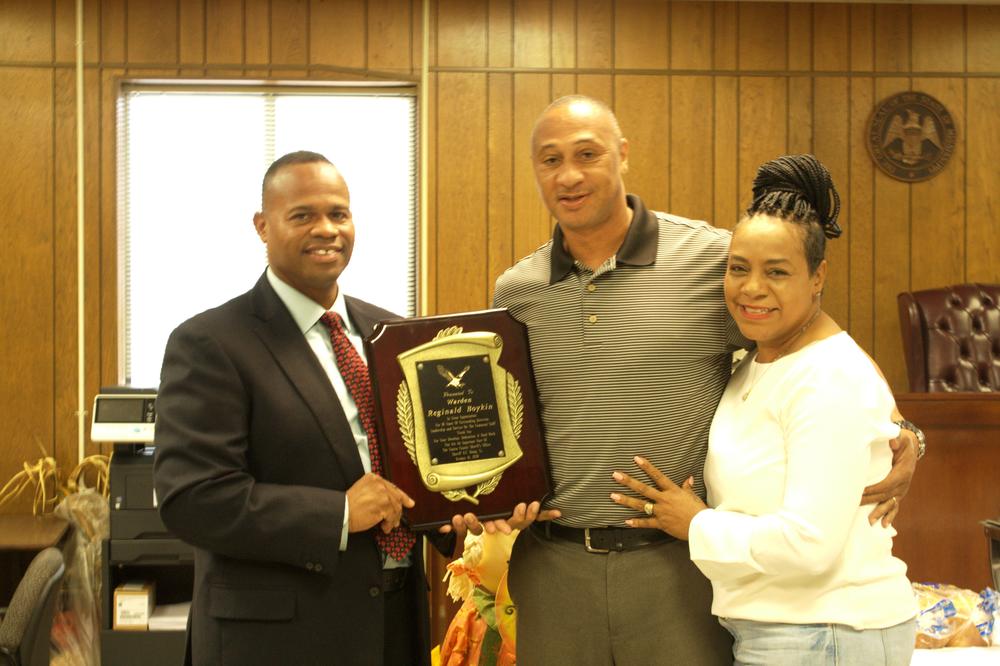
[395,327,524,504]
[867,91,957,182]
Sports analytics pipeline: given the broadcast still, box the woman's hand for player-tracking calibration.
[610,456,707,541]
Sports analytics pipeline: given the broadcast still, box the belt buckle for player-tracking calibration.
[583,528,611,554]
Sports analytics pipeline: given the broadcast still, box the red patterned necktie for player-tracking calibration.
[320,311,415,560]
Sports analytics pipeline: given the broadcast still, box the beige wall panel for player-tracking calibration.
[311,0,365,68]
[872,80,910,391]
[615,76,669,212]
[576,73,611,107]
[271,0,308,66]
[369,0,413,72]
[670,76,713,223]
[614,0,669,70]
[487,73,514,304]
[814,4,849,72]
[874,5,910,73]
[0,0,52,62]
[576,0,611,70]
[552,0,575,69]
[179,0,206,65]
[714,76,739,229]
[738,77,786,211]
[513,0,550,68]
[127,0,179,64]
[967,79,1000,284]
[967,6,1000,73]
[912,6,964,74]
[910,78,965,291]
[512,73,552,260]
[0,69,54,507]
[436,73,488,313]
[437,0,486,67]
[205,0,242,65]
[102,0,126,63]
[671,1,712,71]
[738,3,786,71]
[552,73,575,100]
[244,0,269,66]
[787,4,811,71]
[813,76,849,330]
[848,77,875,351]
[787,76,813,154]
[850,4,873,72]
[714,2,737,71]
[488,0,512,68]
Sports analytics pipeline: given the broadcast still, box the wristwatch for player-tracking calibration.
[894,419,927,459]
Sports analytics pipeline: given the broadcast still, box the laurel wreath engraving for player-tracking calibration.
[395,339,523,506]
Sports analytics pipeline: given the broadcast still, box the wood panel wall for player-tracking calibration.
[1,0,998,641]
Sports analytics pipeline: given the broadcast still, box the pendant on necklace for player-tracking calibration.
[741,391,749,401]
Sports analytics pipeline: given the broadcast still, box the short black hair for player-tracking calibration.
[743,154,842,274]
[261,150,333,204]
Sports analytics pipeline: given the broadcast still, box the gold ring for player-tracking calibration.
[643,502,655,516]
[891,496,898,507]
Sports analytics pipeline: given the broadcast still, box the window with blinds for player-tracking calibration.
[118,85,418,387]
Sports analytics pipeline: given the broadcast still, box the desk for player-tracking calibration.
[893,393,1000,591]
[0,513,70,605]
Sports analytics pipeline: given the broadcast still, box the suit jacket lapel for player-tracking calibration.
[247,275,366,482]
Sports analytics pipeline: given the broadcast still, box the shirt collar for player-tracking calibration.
[265,267,353,335]
[548,194,659,284]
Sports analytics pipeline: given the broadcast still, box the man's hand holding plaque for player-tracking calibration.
[365,310,552,530]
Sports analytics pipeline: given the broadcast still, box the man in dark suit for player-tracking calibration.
[153,151,455,665]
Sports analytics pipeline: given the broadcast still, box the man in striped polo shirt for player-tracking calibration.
[487,96,918,665]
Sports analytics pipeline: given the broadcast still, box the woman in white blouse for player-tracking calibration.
[611,154,917,665]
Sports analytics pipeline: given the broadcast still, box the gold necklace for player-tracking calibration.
[741,306,822,401]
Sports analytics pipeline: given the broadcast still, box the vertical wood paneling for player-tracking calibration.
[713,76,739,229]
[244,0,270,68]
[127,0,179,64]
[874,5,910,73]
[910,78,966,291]
[814,4,849,72]
[576,0,612,70]
[671,2,712,71]
[512,73,552,260]
[576,74,612,107]
[788,4,811,71]
[872,78,912,391]
[787,76,813,154]
[425,72,439,315]
[369,0,414,71]
[488,74,514,304]
[102,0,127,63]
[714,2,737,71]
[179,0,206,74]
[513,0,549,68]
[912,6,964,73]
[551,73,575,100]
[436,73,488,313]
[850,4,873,72]
[551,0,575,69]
[488,0,512,68]
[271,0,308,68]
[0,69,55,504]
[0,0,53,62]
[614,0,669,70]
[311,0,365,68]
[437,0,486,67]
[100,68,124,390]
[813,77,850,329]
[206,0,243,66]
[738,2,786,71]
[670,76,713,222]
[615,76,670,212]
[55,0,76,62]
[848,77,875,352]
[967,79,1000,283]
[967,6,1000,72]
[738,77,786,210]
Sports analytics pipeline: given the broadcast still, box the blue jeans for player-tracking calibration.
[719,617,916,666]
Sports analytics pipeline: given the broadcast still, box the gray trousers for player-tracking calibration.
[507,525,733,666]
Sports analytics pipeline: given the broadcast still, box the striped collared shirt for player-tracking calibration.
[493,195,746,527]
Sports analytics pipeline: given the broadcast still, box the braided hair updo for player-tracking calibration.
[745,154,843,273]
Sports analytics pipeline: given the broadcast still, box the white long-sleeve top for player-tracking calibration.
[688,332,917,630]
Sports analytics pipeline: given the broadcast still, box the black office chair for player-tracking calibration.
[0,547,65,666]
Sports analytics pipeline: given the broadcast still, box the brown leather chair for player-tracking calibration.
[897,283,1000,392]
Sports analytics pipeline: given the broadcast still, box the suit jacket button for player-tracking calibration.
[369,586,380,598]
[313,563,323,573]
[305,562,314,571]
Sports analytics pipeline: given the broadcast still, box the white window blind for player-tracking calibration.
[119,86,417,387]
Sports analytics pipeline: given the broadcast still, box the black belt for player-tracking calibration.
[535,522,675,553]
[382,566,409,593]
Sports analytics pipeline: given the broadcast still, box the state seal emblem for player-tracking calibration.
[867,91,957,182]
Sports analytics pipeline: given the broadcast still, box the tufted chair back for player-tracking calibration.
[897,283,1000,392]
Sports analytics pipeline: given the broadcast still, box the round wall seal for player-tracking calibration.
[866,91,957,182]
